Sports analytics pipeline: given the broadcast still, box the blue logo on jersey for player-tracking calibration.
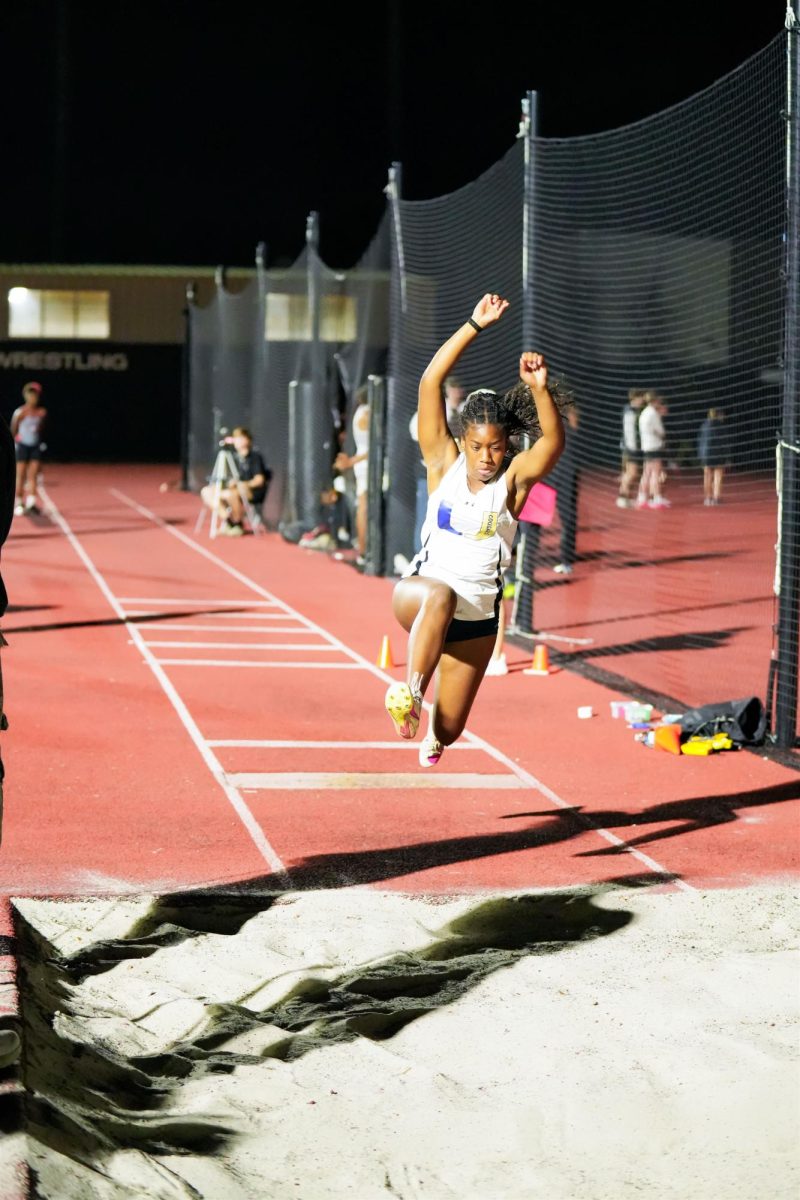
[437,500,499,540]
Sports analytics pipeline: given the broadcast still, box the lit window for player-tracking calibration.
[265,293,356,342]
[8,288,111,339]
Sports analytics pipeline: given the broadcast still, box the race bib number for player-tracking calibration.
[437,500,498,540]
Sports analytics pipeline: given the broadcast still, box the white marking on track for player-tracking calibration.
[139,641,339,651]
[154,659,362,668]
[130,624,312,633]
[208,739,479,750]
[230,772,526,789]
[117,597,279,606]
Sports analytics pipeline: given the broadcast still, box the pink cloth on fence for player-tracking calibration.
[518,481,557,526]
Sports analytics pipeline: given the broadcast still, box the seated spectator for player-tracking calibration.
[201,426,270,536]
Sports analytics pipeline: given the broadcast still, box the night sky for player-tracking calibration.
[0,1,787,270]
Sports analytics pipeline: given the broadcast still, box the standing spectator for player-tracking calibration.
[637,391,669,509]
[518,402,581,577]
[617,389,645,507]
[697,407,731,505]
[335,387,370,564]
[10,381,47,515]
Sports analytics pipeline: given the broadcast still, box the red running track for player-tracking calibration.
[526,467,784,718]
[0,464,797,898]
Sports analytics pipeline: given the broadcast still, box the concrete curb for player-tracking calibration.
[0,897,28,1200]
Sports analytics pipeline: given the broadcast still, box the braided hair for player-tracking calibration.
[457,378,573,447]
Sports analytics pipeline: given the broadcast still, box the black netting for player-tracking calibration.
[188,228,390,541]
[386,143,525,570]
[517,35,788,723]
[386,34,796,741]
[187,252,311,529]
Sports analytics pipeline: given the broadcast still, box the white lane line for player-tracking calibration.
[39,486,289,879]
[155,659,362,668]
[209,739,480,750]
[117,597,279,606]
[231,772,525,790]
[140,641,340,651]
[111,488,694,891]
[461,728,693,893]
[129,624,313,633]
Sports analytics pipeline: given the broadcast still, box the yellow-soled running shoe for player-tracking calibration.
[384,681,422,740]
[418,733,444,768]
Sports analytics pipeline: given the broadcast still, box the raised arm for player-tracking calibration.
[506,352,565,518]
[417,294,509,485]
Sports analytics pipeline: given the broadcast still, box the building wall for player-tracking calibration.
[0,264,254,461]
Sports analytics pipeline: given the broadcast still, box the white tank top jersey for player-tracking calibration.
[406,454,517,621]
[14,410,45,447]
[352,403,369,494]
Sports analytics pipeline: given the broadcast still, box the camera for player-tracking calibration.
[218,425,235,448]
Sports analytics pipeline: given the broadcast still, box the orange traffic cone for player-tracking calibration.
[654,724,682,755]
[523,643,551,676]
[377,635,394,669]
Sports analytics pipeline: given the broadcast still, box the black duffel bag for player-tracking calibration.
[679,696,767,746]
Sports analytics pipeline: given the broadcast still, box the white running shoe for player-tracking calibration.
[419,733,444,767]
[13,504,24,516]
[485,653,509,676]
[384,681,422,739]
[553,563,573,575]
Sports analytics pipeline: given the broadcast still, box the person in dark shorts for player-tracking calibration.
[617,388,645,508]
[697,407,732,506]
[200,426,269,536]
[10,381,47,515]
[385,292,566,768]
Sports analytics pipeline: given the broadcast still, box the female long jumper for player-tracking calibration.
[385,293,565,766]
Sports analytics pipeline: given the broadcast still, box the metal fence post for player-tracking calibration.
[365,373,387,576]
[511,90,539,636]
[776,17,800,746]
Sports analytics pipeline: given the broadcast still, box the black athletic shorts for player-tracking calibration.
[444,614,499,644]
[15,444,42,463]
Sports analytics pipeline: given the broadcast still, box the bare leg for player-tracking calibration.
[14,462,25,508]
[392,576,457,700]
[491,599,506,660]
[713,467,724,502]
[485,599,508,674]
[25,461,40,507]
[430,635,496,746]
[226,488,244,524]
[356,492,367,558]
[703,466,712,503]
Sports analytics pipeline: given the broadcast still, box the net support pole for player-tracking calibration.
[179,280,196,491]
[776,21,800,746]
[365,373,387,576]
[386,162,407,315]
[306,212,326,532]
[512,90,539,635]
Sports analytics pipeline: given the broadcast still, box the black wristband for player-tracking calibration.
[467,317,483,333]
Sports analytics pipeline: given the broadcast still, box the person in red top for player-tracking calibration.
[10,381,47,515]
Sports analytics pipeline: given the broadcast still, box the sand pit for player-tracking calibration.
[5,883,799,1199]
